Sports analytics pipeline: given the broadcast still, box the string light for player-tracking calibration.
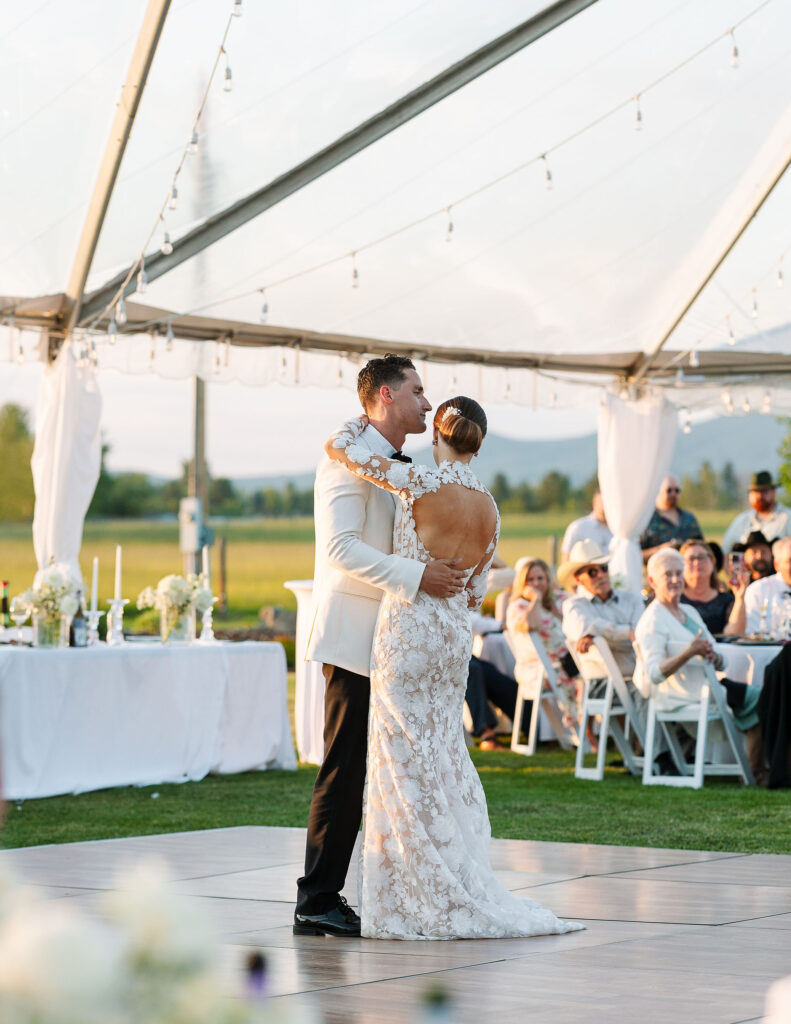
[108,317,118,343]
[448,371,457,389]
[89,338,98,369]
[445,206,453,242]
[223,50,233,93]
[742,396,751,414]
[751,288,759,319]
[541,154,553,190]
[729,28,740,69]
[503,374,511,400]
[168,185,178,211]
[232,0,242,15]
[633,94,643,131]
[213,342,222,374]
[279,353,287,376]
[188,129,199,156]
[15,337,24,364]
[762,391,772,414]
[259,289,268,324]
[166,320,175,351]
[722,389,734,413]
[336,354,343,383]
[115,297,127,326]
[351,252,359,289]
[682,408,691,434]
[137,263,148,294]
[689,349,699,368]
[160,228,173,256]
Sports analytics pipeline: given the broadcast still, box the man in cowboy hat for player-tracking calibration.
[722,471,791,554]
[733,530,775,584]
[559,539,644,679]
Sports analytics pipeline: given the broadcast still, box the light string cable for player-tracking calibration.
[86,3,242,335]
[124,0,775,335]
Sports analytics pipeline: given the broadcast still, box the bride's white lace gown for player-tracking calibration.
[327,418,583,941]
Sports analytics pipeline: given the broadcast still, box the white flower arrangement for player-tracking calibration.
[15,563,80,621]
[137,574,214,616]
[0,858,302,1024]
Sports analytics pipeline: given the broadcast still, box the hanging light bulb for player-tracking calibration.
[689,349,699,368]
[259,290,268,324]
[751,288,759,319]
[232,0,242,15]
[89,338,98,369]
[542,154,553,190]
[223,58,233,93]
[108,318,118,343]
[727,316,735,345]
[729,29,740,69]
[722,389,734,413]
[137,264,148,294]
[166,321,175,351]
[634,94,643,131]
[762,390,772,414]
[351,252,359,289]
[445,206,453,242]
[336,355,343,383]
[168,184,178,210]
[116,297,127,326]
[15,338,24,364]
[160,230,173,256]
[682,408,691,435]
[188,129,199,155]
[279,353,288,375]
[778,262,784,289]
[742,395,751,414]
[674,366,685,387]
[213,343,222,374]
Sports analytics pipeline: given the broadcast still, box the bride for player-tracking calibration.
[324,396,582,941]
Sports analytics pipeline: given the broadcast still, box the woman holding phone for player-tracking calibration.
[679,540,748,635]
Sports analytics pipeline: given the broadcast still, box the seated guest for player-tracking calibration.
[559,540,644,679]
[722,471,791,554]
[634,548,763,776]
[679,539,747,635]
[494,556,530,623]
[561,490,613,560]
[640,475,703,563]
[506,558,578,728]
[734,530,775,583]
[744,536,791,635]
[465,655,531,752]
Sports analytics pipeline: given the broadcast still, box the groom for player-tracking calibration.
[294,354,466,936]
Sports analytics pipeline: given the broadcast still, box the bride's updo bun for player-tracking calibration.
[434,396,487,455]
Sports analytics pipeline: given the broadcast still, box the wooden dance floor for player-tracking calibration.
[3,826,789,1023]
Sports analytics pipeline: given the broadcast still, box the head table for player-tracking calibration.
[0,640,296,801]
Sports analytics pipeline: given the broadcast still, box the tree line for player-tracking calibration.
[0,401,775,521]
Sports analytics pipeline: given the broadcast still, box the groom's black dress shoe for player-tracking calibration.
[293,896,361,937]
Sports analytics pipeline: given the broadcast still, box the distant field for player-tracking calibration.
[0,510,738,630]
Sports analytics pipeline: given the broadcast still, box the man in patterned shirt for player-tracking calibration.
[640,474,703,564]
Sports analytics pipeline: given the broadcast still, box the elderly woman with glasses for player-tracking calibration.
[679,539,748,636]
[634,549,762,771]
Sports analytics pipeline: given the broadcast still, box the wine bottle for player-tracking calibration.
[70,590,87,648]
[1,581,8,629]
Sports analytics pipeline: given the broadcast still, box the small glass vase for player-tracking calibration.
[32,612,69,649]
[160,606,196,645]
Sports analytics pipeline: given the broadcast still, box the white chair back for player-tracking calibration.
[503,630,575,755]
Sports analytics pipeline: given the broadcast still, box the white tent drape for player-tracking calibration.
[597,391,678,592]
[31,342,102,580]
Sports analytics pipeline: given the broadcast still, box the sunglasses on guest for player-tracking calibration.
[578,565,609,579]
[664,487,680,494]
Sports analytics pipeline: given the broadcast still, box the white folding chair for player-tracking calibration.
[504,630,575,756]
[571,638,644,781]
[642,663,755,789]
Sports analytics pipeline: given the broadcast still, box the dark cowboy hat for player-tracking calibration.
[732,530,774,554]
[749,471,777,490]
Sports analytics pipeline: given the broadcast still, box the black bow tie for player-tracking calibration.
[391,451,412,463]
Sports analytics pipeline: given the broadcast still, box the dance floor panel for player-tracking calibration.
[1,826,785,1023]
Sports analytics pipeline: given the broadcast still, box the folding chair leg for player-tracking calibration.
[510,687,527,753]
[609,720,639,775]
[691,692,709,790]
[526,687,540,755]
[642,701,657,784]
[575,685,591,777]
[542,698,572,750]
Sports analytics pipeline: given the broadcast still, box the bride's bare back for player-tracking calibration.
[412,484,498,571]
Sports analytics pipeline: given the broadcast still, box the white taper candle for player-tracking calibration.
[114,545,122,601]
[91,556,99,613]
[201,544,210,588]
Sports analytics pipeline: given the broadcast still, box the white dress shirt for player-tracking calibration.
[721,503,791,554]
[743,573,791,635]
[561,513,613,558]
[561,587,644,678]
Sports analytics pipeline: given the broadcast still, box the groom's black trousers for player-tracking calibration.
[296,664,370,915]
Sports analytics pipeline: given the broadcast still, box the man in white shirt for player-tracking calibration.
[722,471,791,554]
[561,491,612,560]
[744,536,791,635]
[559,539,644,678]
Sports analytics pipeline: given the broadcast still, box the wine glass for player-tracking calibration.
[9,597,29,645]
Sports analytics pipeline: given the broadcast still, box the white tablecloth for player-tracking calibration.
[717,642,782,688]
[0,641,296,800]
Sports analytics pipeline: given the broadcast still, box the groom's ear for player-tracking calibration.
[379,385,394,407]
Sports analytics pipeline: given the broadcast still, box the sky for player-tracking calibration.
[1,0,790,477]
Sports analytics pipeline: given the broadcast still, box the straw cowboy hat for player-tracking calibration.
[557,539,610,591]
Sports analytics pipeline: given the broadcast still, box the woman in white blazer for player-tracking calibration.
[634,549,760,737]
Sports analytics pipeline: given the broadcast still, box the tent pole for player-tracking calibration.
[79,0,599,323]
[62,0,172,338]
[628,102,791,385]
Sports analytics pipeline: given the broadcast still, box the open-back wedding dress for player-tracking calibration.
[327,417,583,941]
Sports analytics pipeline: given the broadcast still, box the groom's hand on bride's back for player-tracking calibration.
[420,558,466,598]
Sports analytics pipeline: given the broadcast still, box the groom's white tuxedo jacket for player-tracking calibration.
[306,425,424,677]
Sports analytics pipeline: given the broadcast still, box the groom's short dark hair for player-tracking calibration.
[357,354,415,411]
